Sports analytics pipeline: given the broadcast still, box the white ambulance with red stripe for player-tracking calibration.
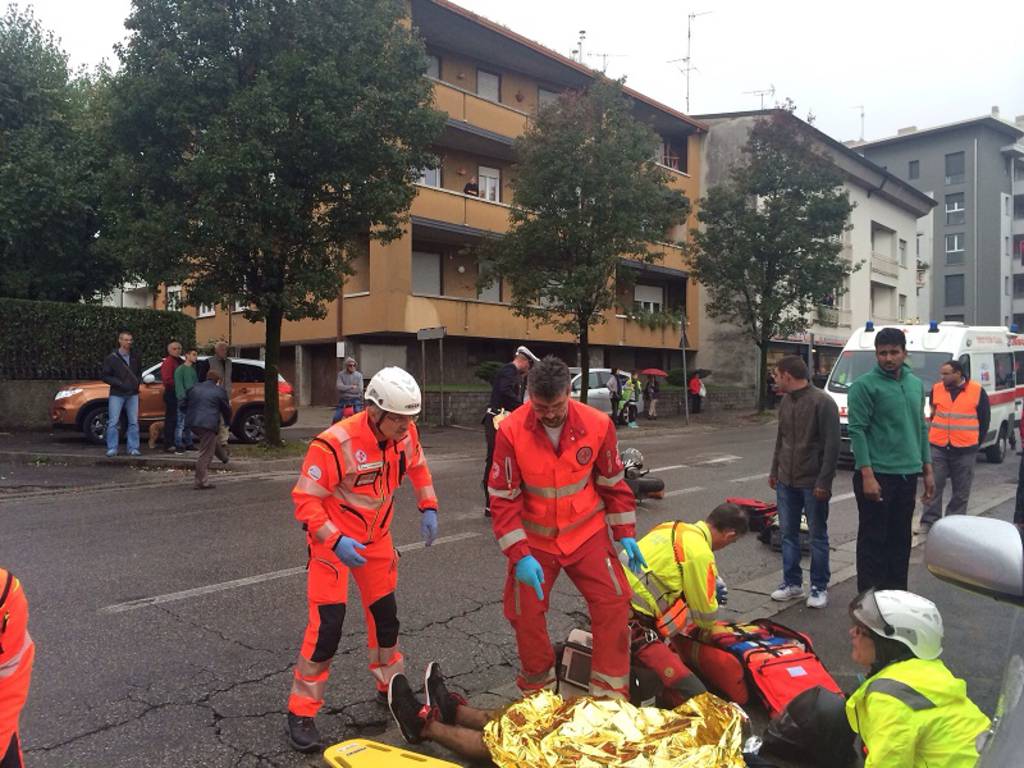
[825,321,1021,464]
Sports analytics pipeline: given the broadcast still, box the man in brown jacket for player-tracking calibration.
[768,355,840,608]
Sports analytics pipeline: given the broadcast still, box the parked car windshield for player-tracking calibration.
[827,350,952,393]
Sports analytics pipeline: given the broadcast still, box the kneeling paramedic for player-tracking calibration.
[285,367,439,752]
[0,568,33,768]
[624,503,748,706]
[847,588,990,767]
[489,356,646,700]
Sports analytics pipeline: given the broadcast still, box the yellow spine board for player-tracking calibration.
[323,739,462,768]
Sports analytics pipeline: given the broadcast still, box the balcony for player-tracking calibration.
[870,252,900,280]
[814,305,852,328]
[429,77,530,141]
[411,183,511,234]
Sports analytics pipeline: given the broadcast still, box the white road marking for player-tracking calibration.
[697,454,743,465]
[662,486,705,498]
[650,464,688,473]
[730,472,770,483]
[99,531,481,614]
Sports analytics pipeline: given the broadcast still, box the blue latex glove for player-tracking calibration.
[333,536,367,568]
[620,537,647,575]
[421,508,439,547]
[715,576,729,606]
[514,555,545,601]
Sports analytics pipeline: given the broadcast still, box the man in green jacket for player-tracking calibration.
[173,348,198,453]
[847,327,934,592]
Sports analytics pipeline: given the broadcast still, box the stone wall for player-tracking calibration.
[0,380,62,430]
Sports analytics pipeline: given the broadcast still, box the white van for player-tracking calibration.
[826,322,1019,464]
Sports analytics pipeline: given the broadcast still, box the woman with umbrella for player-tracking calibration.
[639,368,667,419]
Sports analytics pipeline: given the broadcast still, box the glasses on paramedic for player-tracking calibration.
[384,412,418,426]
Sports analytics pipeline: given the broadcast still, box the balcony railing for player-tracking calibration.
[412,183,511,233]
[816,305,840,327]
[870,252,900,279]
[429,77,531,139]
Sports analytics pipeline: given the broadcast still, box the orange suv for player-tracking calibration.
[50,357,299,444]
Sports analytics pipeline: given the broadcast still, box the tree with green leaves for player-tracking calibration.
[479,78,689,403]
[688,111,855,410]
[101,0,443,443]
[0,6,124,301]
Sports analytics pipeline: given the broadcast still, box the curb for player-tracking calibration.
[0,449,304,474]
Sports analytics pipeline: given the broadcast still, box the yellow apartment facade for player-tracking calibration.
[177,0,705,406]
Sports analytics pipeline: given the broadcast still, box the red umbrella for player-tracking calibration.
[638,368,668,377]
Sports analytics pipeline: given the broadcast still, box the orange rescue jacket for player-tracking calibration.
[292,412,437,548]
[929,380,982,448]
[489,398,636,560]
[0,568,31,684]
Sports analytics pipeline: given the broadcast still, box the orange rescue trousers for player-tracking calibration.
[287,536,403,718]
[504,530,632,698]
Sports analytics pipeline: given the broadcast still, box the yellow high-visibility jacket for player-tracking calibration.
[623,521,719,636]
[846,657,990,768]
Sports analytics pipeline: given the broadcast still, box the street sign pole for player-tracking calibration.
[439,336,445,426]
[416,326,447,427]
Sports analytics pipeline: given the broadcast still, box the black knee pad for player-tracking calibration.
[368,593,400,648]
[311,603,346,663]
[671,673,707,700]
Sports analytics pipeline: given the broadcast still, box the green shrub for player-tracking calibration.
[0,298,196,379]
[474,360,504,385]
[667,367,688,387]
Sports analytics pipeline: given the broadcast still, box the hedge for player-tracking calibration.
[0,298,196,380]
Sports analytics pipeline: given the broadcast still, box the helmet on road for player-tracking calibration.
[365,367,422,416]
[849,588,943,660]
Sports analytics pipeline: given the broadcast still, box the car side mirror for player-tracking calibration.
[142,373,157,385]
[925,516,1024,606]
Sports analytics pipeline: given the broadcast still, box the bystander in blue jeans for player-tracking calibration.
[776,481,830,591]
[331,399,364,424]
[106,394,140,454]
[175,399,194,449]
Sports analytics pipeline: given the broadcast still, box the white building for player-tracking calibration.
[693,109,936,385]
[99,281,156,309]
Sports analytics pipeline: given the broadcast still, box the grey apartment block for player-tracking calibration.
[858,113,1024,326]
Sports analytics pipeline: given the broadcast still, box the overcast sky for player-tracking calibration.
[24,0,1024,143]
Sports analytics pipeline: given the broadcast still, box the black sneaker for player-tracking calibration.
[286,712,322,753]
[424,662,462,725]
[388,674,426,744]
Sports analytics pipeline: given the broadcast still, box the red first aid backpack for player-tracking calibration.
[672,619,842,717]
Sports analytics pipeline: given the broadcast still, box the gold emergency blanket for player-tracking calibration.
[482,690,745,767]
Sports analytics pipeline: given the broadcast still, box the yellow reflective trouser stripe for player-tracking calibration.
[294,476,331,498]
[489,487,522,500]
[596,469,625,486]
[497,529,527,550]
[605,511,636,526]
[313,520,340,544]
[521,475,590,499]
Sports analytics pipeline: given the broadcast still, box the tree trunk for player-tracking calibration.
[757,339,770,413]
[263,304,283,445]
[579,321,590,405]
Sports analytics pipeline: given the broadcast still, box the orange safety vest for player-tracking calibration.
[495,400,629,556]
[292,412,437,547]
[0,568,33,744]
[929,380,982,448]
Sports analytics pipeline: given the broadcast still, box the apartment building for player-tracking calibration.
[693,109,935,386]
[180,0,704,405]
[856,110,1024,327]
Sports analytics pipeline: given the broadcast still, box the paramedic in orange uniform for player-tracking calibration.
[0,568,33,768]
[285,367,438,753]
[489,356,647,699]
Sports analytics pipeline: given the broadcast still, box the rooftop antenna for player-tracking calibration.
[851,105,865,141]
[586,51,628,73]
[743,84,776,110]
[571,29,587,63]
[667,10,712,113]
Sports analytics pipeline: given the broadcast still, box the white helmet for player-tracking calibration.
[515,345,539,364]
[364,367,422,416]
[850,589,944,660]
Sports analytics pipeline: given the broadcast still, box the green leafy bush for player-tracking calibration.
[667,368,688,387]
[474,360,504,386]
[0,298,195,379]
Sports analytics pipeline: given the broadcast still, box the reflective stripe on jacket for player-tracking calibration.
[845,657,990,768]
[929,380,982,448]
[624,521,719,633]
[292,412,436,547]
[488,399,636,561]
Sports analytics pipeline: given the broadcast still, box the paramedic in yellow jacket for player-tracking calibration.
[846,588,990,768]
[623,503,749,706]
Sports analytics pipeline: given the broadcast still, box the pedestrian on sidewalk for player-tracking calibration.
[185,369,231,490]
[607,367,622,422]
[481,346,537,517]
[205,342,234,460]
[100,329,143,457]
[643,374,659,419]
[918,360,988,535]
[159,340,183,452]
[687,372,704,414]
[173,347,199,453]
[331,357,364,423]
[768,355,840,609]
[0,567,34,768]
[848,327,934,592]
[620,373,639,428]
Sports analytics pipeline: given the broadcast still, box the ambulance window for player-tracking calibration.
[994,353,1014,390]
[959,354,971,382]
[1015,351,1024,386]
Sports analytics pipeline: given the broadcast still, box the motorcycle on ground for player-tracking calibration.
[621,448,665,501]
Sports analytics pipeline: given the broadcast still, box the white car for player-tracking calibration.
[569,367,644,415]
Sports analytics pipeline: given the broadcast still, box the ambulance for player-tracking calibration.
[826,322,1022,464]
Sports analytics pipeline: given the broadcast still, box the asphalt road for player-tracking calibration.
[4,418,1020,767]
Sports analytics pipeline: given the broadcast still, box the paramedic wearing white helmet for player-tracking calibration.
[285,366,439,752]
[846,588,990,767]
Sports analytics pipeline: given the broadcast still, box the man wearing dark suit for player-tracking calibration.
[482,346,538,517]
[186,369,232,489]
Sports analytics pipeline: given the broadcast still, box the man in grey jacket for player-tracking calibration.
[185,370,232,489]
[768,355,840,608]
[332,357,364,423]
[205,341,233,460]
